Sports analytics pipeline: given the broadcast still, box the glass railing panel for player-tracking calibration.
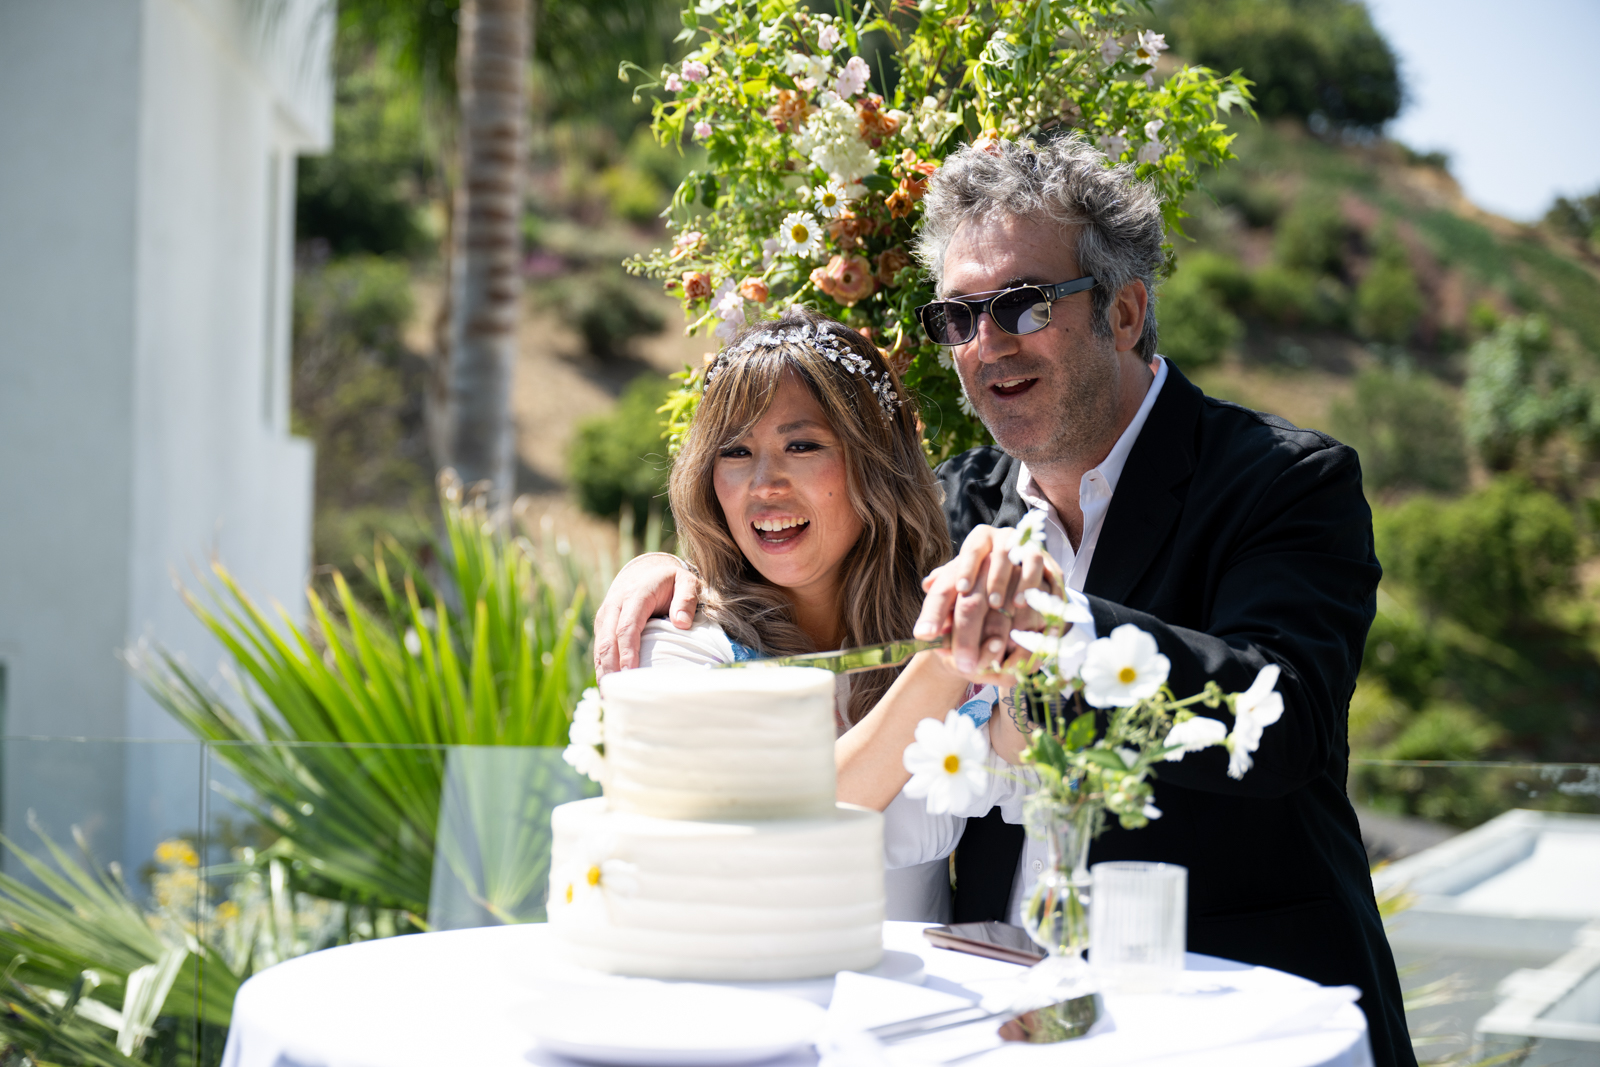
[1351,759,1600,1065]
[0,736,210,1062]
[192,741,596,1057]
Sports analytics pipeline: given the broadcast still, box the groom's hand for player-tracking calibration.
[914,525,1060,674]
[593,553,700,677]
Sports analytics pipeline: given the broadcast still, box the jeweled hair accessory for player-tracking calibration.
[704,322,903,419]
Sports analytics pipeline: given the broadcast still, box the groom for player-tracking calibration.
[593,136,1413,1066]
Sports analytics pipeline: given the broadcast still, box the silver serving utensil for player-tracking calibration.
[868,990,1101,1047]
[714,636,948,676]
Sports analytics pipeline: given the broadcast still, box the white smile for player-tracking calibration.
[994,378,1033,389]
[753,517,809,532]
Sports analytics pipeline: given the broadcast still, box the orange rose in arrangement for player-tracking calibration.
[810,254,876,306]
[875,247,913,288]
[738,276,770,303]
[972,128,1004,156]
[827,208,881,251]
[682,271,713,302]
[856,93,899,149]
[767,90,812,134]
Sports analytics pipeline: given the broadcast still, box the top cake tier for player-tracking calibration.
[598,665,837,820]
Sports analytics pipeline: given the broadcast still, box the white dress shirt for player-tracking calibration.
[1002,355,1168,924]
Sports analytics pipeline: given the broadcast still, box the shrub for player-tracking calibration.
[568,374,674,525]
[1543,187,1600,246]
[1375,476,1579,633]
[1353,228,1423,344]
[1158,253,1247,369]
[1249,263,1345,328]
[1202,169,1282,227]
[1274,191,1349,275]
[291,255,433,568]
[1157,0,1402,130]
[1329,366,1465,493]
[1463,315,1593,470]
[567,271,666,359]
[1360,594,1445,708]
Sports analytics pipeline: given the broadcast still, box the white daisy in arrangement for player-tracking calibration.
[1162,714,1228,760]
[1008,508,1048,562]
[903,711,990,814]
[1226,664,1285,779]
[1080,623,1170,707]
[562,688,605,782]
[777,211,824,259]
[1020,587,1094,626]
[810,181,850,218]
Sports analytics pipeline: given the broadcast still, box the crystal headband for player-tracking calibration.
[704,322,902,419]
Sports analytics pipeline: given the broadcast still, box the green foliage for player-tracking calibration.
[569,272,667,359]
[1248,263,1344,328]
[291,255,433,591]
[1463,316,1594,470]
[1353,226,1422,344]
[569,375,674,525]
[1274,189,1348,275]
[633,0,1253,459]
[1382,702,1504,762]
[1328,365,1465,494]
[296,49,435,257]
[1156,0,1401,129]
[134,478,600,916]
[1157,253,1244,369]
[1374,476,1578,634]
[1360,595,1444,708]
[1200,166,1281,226]
[1543,186,1600,247]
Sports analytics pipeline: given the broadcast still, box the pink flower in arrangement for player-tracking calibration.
[810,253,876,306]
[665,74,683,92]
[817,24,841,50]
[681,60,710,83]
[835,55,870,98]
[694,120,713,140]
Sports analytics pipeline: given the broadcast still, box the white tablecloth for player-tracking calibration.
[222,922,1372,1067]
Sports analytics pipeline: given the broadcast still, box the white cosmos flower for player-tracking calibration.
[903,712,991,815]
[1011,508,1047,552]
[1080,624,1170,708]
[563,688,606,782]
[1021,587,1093,626]
[1162,715,1228,761]
[1226,664,1285,779]
[1133,29,1167,66]
[1143,802,1163,820]
[1010,627,1088,661]
[810,181,850,218]
[777,211,824,258]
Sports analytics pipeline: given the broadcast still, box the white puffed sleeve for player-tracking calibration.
[637,618,736,667]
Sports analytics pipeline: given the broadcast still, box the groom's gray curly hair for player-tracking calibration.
[914,136,1166,361]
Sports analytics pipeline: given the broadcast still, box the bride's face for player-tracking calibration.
[713,371,864,602]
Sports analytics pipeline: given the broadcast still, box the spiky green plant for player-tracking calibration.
[131,474,601,918]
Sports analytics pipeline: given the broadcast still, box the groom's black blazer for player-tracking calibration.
[934,363,1414,1067]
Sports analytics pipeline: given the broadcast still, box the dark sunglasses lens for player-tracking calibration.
[920,301,974,345]
[993,289,1052,335]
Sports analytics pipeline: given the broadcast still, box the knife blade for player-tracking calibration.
[716,636,948,675]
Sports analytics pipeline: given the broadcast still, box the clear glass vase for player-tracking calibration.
[1021,799,1102,986]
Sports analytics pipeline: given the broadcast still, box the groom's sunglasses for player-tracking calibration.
[916,276,1097,346]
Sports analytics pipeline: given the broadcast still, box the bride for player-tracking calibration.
[621,306,1035,920]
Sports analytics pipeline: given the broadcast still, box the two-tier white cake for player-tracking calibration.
[548,666,886,980]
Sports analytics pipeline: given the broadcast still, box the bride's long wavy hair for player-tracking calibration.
[670,307,950,726]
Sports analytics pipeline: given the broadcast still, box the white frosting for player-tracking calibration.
[598,666,838,820]
[550,797,886,980]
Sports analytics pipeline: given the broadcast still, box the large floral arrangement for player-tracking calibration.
[622,0,1251,459]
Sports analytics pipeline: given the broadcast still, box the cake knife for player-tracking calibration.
[714,636,949,675]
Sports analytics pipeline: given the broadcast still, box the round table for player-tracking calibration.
[221,922,1372,1067]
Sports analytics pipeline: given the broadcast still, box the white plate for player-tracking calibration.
[522,983,826,1066]
[701,949,927,1005]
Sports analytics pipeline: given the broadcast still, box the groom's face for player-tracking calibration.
[940,212,1124,469]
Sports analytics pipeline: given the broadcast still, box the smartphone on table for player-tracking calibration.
[922,921,1045,965]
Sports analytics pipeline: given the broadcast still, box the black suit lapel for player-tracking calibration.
[1084,363,1201,605]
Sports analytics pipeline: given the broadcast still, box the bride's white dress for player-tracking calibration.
[635,617,1030,923]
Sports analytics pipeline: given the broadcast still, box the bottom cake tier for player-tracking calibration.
[548,796,885,980]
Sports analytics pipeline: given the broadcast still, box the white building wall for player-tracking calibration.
[0,0,331,876]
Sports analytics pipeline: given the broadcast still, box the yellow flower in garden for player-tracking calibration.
[156,838,199,869]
